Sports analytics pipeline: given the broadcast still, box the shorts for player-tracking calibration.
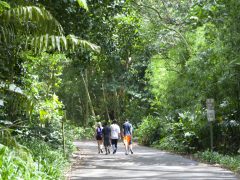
[123,135,132,145]
[104,137,111,146]
[96,135,102,140]
[111,139,118,145]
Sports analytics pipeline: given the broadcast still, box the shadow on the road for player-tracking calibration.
[68,141,238,180]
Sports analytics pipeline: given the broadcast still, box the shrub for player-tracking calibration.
[71,126,95,140]
[136,116,163,145]
[153,136,186,153]
[19,139,69,179]
[0,144,48,179]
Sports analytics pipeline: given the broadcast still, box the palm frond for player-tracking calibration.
[29,34,100,53]
[0,6,63,35]
[67,34,100,52]
[0,5,100,54]
[0,24,16,44]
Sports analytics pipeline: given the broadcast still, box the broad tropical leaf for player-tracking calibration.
[77,0,88,11]
[0,0,10,13]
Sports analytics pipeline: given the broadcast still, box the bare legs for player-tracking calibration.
[105,145,110,155]
[124,136,133,155]
[129,143,133,154]
[97,140,103,153]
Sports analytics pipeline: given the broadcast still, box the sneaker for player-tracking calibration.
[113,150,116,154]
[130,149,133,154]
[100,149,103,153]
[125,152,128,155]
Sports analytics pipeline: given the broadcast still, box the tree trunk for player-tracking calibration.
[113,87,120,121]
[81,69,95,124]
[102,81,110,120]
[78,97,84,125]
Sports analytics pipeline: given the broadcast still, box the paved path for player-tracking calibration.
[66,141,239,180]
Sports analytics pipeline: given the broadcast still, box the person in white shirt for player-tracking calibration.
[110,120,121,154]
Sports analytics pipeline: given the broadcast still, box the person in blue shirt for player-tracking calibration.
[122,119,133,155]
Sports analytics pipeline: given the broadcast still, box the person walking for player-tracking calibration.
[122,119,133,155]
[95,122,103,154]
[110,120,121,154]
[102,122,111,155]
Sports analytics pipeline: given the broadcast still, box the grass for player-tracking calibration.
[152,142,240,176]
[194,150,240,175]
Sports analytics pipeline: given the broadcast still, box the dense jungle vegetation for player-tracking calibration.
[0,0,240,178]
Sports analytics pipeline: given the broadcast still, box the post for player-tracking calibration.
[62,110,66,157]
[210,121,213,152]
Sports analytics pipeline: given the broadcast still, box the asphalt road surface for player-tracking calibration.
[66,141,239,180]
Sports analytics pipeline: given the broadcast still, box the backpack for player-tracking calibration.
[96,127,102,136]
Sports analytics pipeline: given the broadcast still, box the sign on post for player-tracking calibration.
[206,99,215,122]
[207,110,215,122]
[206,98,215,152]
[0,99,3,106]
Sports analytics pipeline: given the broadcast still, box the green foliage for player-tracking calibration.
[29,34,100,54]
[2,0,240,176]
[1,7,99,174]
[154,136,186,153]
[19,139,68,179]
[77,0,88,11]
[38,95,63,123]
[137,116,163,146]
[0,144,49,179]
[146,111,204,153]
[73,126,95,140]
[195,150,240,173]
[0,2,99,56]
[0,1,10,13]
[55,0,146,125]
[19,52,66,124]
[0,5,63,34]
[136,0,240,156]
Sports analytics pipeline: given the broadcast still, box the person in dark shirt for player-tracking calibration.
[122,119,133,155]
[102,122,111,155]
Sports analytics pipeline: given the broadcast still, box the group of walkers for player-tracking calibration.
[95,119,133,155]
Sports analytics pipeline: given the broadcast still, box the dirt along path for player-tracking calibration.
[66,140,238,180]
